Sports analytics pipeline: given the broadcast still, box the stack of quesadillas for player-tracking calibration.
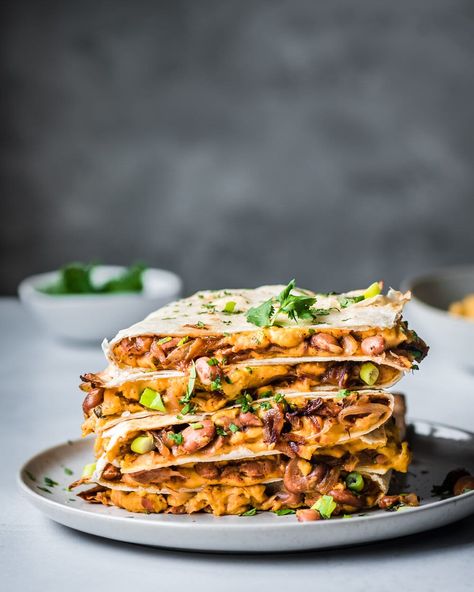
[74,282,428,518]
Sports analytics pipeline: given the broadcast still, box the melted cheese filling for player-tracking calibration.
[112,325,410,370]
[95,394,392,471]
[82,472,388,516]
[81,362,400,436]
[99,439,410,492]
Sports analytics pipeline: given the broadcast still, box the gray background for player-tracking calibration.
[1,0,473,296]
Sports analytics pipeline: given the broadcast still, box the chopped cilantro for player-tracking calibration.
[216,426,228,436]
[311,308,332,316]
[338,295,365,309]
[210,376,222,391]
[196,321,206,329]
[260,401,272,411]
[274,508,296,516]
[168,432,184,445]
[207,358,219,366]
[25,470,36,482]
[336,389,351,399]
[241,508,257,516]
[37,486,52,494]
[236,392,255,413]
[44,477,59,488]
[202,303,216,311]
[179,403,196,416]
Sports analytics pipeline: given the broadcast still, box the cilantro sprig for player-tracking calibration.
[246,279,383,327]
[247,280,320,327]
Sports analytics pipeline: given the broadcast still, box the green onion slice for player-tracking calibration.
[346,471,365,492]
[81,462,96,478]
[139,387,166,412]
[311,495,337,519]
[359,362,380,386]
[130,435,154,454]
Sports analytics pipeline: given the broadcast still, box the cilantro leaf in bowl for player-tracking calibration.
[39,263,146,295]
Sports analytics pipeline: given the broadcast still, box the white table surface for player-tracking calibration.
[1,297,473,591]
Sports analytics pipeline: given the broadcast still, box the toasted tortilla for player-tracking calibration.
[105,286,409,348]
[93,391,394,476]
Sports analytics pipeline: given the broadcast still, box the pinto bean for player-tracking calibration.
[181,420,216,453]
[378,493,419,509]
[127,467,185,484]
[296,509,320,522]
[284,458,328,494]
[102,463,121,481]
[310,333,343,354]
[342,335,358,355]
[195,357,222,386]
[328,488,363,508]
[361,335,385,356]
[275,489,303,505]
[82,388,104,414]
[453,475,474,496]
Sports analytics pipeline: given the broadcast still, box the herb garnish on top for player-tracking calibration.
[246,279,382,327]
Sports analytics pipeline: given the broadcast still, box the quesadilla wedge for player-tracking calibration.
[104,284,428,372]
[75,430,409,493]
[76,468,394,516]
[80,358,405,435]
[92,391,395,474]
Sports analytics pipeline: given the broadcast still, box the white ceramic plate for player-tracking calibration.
[18,419,474,553]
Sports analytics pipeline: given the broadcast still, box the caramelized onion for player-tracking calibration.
[338,403,388,422]
[263,408,285,444]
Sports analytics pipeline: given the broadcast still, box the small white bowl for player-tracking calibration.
[403,266,474,370]
[18,266,182,343]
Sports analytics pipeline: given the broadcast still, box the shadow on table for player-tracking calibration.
[53,512,474,562]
